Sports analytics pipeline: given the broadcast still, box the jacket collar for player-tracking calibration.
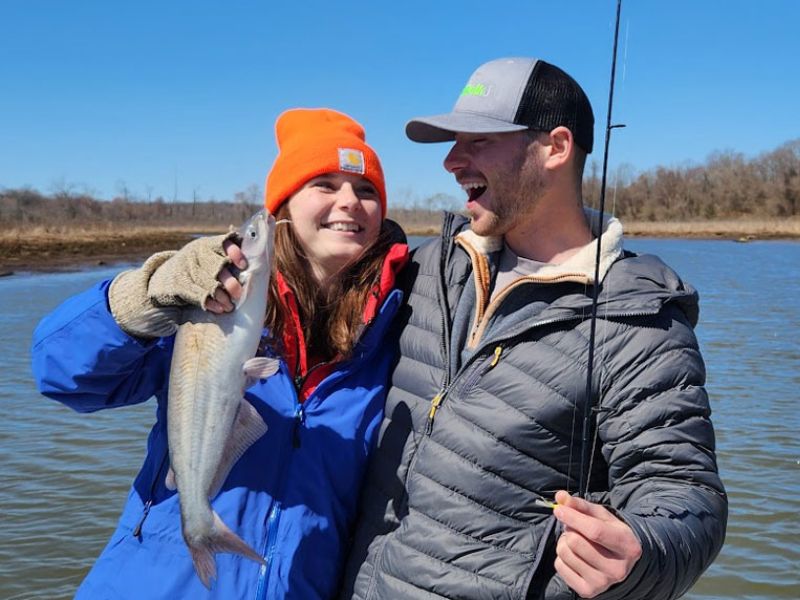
[454,207,623,285]
[440,209,699,328]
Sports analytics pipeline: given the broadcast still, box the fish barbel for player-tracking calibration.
[166,209,279,588]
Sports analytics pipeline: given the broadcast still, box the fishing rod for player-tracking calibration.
[577,0,626,499]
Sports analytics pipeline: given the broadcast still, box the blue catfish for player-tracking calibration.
[165,209,279,588]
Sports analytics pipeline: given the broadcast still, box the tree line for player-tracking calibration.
[583,139,800,220]
[2,138,798,230]
[0,188,263,229]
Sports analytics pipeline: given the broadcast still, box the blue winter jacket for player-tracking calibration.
[31,277,404,599]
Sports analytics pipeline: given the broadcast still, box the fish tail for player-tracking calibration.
[189,543,217,590]
[210,510,266,564]
[188,511,265,588]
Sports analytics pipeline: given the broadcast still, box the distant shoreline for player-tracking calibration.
[2,219,798,276]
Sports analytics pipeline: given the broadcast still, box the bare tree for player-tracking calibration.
[116,179,133,203]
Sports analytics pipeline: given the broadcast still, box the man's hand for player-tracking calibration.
[206,240,247,314]
[552,490,642,598]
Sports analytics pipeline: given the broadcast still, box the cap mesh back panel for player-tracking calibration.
[514,61,594,153]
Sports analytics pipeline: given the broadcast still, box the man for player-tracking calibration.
[341,57,727,599]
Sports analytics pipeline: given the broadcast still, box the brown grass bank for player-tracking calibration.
[623,217,800,240]
[1,217,798,275]
[0,225,225,274]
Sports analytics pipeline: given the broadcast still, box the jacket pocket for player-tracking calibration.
[521,517,558,600]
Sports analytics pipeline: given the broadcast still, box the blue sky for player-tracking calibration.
[2,0,798,207]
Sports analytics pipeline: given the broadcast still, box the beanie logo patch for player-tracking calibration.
[338,148,365,174]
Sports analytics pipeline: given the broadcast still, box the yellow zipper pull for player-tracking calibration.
[489,345,503,368]
[428,393,443,421]
[426,392,446,435]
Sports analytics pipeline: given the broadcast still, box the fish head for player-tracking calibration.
[235,209,276,307]
[238,208,276,276]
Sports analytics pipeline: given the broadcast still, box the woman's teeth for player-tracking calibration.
[325,222,362,232]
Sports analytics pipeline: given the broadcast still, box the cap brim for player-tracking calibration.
[406,112,529,143]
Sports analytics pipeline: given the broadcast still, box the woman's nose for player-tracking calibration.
[336,183,361,208]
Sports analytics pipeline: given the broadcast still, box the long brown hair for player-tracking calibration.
[264,203,396,363]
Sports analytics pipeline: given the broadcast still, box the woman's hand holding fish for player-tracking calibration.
[109,232,244,337]
[206,241,248,314]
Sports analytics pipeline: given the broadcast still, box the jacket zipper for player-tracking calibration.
[294,358,332,391]
[254,499,283,600]
[254,348,354,597]
[132,446,170,537]
[424,305,665,436]
[425,217,456,435]
[425,387,448,435]
[423,218,677,444]
[425,344,503,435]
[426,313,598,435]
[255,389,304,599]
[292,403,306,448]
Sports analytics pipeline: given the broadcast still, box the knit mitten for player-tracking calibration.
[108,232,238,338]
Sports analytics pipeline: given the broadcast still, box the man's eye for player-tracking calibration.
[313,181,335,190]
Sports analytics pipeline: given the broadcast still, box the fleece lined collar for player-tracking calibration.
[455,207,623,285]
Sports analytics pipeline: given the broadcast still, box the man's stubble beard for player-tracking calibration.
[470,144,547,238]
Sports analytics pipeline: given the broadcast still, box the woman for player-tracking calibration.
[31,108,408,599]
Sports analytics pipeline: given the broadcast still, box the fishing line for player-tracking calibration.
[622,19,630,90]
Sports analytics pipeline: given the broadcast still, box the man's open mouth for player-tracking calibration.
[461,182,487,201]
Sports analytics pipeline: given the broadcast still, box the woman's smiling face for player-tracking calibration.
[286,171,382,284]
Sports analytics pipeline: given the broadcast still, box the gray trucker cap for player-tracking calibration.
[406,57,594,153]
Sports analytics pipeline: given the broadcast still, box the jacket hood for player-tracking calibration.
[598,251,700,326]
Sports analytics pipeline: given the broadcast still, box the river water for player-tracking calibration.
[1,238,798,599]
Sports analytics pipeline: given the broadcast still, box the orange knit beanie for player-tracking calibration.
[264,108,386,216]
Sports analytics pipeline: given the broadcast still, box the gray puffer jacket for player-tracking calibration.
[342,211,727,600]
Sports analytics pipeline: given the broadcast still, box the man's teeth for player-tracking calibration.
[461,182,487,200]
[325,222,361,232]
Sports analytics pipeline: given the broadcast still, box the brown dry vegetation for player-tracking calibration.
[3,215,797,276]
[0,226,214,273]
[622,217,800,239]
[2,138,799,274]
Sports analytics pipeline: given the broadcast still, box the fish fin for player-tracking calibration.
[188,510,265,588]
[165,467,177,491]
[242,357,280,381]
[207,399,268,500]
[189,542,217,590]
[210,511,265,564]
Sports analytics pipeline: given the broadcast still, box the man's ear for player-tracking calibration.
[543,126,574,170]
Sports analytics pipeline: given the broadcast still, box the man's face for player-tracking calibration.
[443,130,547,237]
